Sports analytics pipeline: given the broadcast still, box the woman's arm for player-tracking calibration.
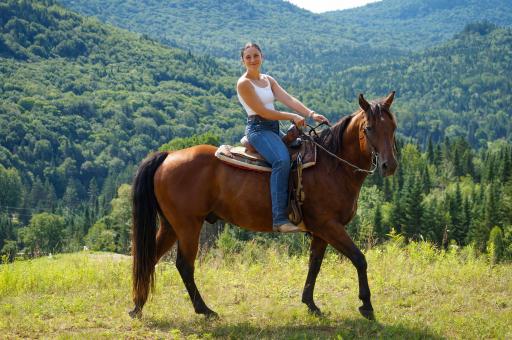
[237,79,305,126]
[268,76,329,123]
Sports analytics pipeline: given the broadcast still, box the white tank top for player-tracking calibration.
[237,74,275,116]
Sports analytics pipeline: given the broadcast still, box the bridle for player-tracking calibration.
[301,118,379,175]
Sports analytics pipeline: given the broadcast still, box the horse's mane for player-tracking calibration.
[316,113,355,155]
[315,97,396,157]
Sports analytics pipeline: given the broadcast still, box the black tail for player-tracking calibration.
[131,151,168,308]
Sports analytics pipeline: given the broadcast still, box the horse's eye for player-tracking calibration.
[364,126,373,133]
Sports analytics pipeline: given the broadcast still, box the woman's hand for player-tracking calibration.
[310,112,330,125]
[291,113,306,128]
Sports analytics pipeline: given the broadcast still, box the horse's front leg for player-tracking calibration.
[302,236,327,315]
[318,221,374,320]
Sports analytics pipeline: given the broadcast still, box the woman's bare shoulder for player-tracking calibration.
[265,74,279,86]
[237,76,251,89]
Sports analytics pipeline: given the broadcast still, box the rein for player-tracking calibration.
[302,122,378,174]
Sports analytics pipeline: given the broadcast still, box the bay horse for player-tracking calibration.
[130,92,398,320]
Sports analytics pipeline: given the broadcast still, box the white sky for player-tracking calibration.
[286,0,382,13]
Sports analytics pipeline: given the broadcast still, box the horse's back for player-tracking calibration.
[154,144,273,231]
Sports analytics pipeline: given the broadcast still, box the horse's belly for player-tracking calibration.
[213,166,274,232]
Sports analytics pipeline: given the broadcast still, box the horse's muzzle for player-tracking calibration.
[380,158,398,177]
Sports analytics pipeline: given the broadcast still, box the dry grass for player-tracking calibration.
[0,241,511,339]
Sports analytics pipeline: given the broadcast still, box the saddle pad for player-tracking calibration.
[215,145,271,172]
[215,141,317,172]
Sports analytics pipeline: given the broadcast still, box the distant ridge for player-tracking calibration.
[57,0,512,67]
[323,0,512,50]
[54,0,404,83]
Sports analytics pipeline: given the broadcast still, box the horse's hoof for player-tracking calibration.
[196,307,219,319]
[307,304,323,316]
[204,310,219,320]
[128,308,142,319]
[359,306,375,320]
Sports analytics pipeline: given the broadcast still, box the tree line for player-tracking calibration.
[1,1,511,263]
[2,134,511,263]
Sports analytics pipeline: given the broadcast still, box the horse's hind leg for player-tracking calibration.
[319,221,375,320]
[174,218,217,317]
[129,217,177,319]
[155,216,177,261]
[302,236,327,315]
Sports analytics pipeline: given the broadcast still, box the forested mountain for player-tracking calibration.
[58,0,331,57]
[320,22,512,147]
[2,0,511,202]
[0,0,241,220]
[324,0,512,50]
[53,0,512,146]
[56,0,512,80]
[1,0,511,260]
[55,0,404,83]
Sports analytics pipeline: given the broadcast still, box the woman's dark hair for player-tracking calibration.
[240,42,262,59]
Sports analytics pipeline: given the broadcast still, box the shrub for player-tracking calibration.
[487,226,504,264]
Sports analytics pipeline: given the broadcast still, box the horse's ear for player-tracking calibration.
[383,91,395,108]
[359,93,370,112]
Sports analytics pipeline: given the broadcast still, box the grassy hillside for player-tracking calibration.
[1,241,510,338]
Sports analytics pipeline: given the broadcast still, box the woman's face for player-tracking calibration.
[242,46,262,71]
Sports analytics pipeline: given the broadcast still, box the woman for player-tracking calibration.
[237,42,329,233]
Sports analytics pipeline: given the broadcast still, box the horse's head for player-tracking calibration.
[358,92,398,177]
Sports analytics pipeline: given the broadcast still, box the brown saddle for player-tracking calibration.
[214,125,316,172]
[214,125,316,225]
[240,124,302,155]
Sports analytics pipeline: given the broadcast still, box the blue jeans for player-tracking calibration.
[246,116,290,226]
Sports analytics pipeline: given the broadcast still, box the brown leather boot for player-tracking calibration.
[273,222,303,233]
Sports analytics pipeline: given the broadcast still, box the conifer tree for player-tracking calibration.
[462,196,472,241]
[500,147,511,183]
[463,149,475,179]
[63,180,80,209]
[401,172,423,239]
[389,190,404,234]
[427,136,435,163]
[373,204,384,240]
[420,196,445,243]
[383,177,392,201]
[453,148,463,177]
[421,164,431,194]
[434,143,442,167]
[468,183,501,251]
[449,182,465,244]
[28,177,46,211]
[485,155,496,183]
[484,182,502,230]
[43,179,57,212]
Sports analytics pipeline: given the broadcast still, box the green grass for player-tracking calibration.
[0,241,511,339]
